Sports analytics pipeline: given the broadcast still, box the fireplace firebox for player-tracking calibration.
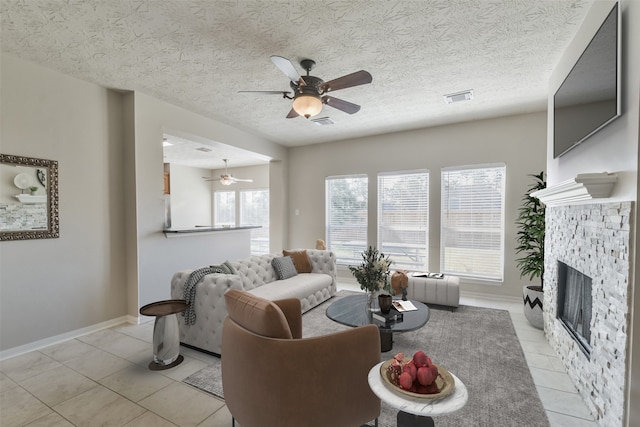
[556,261,592,357]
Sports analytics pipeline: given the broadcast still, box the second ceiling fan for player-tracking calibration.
[240,56,373,119]
[204,159,253,186]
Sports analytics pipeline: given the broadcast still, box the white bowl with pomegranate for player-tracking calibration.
[381,351,455,399]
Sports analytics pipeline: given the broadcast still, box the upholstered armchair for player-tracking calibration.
[222,289,381,427]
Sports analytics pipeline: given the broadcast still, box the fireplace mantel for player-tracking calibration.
[531,172,618,207]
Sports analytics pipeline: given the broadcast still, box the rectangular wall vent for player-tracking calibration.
[444,89,474,104]
[311,117,335,126]
[195,147,213,152]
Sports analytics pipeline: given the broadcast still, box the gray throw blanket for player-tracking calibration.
[182,262,235,325]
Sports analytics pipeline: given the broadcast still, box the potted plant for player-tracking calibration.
[29,186,38,195]
[349,246,393,313]
[515,171,546,329]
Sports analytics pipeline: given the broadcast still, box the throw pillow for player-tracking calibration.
[223,260,237,274]
[209,261,236,274]
[283,249,313,273]
[272,256,298,280]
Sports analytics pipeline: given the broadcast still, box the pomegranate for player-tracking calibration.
[417,366,435,386]
[412,350,428,367]
[398,372,413,390]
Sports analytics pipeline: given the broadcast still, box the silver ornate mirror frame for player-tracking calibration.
[0,154,59,241]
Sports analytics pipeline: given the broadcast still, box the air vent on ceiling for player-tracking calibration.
[444,89,474,104]
[310,117,335,126]
[195,147,213,152]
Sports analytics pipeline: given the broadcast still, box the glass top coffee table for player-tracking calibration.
[326,294,430,352]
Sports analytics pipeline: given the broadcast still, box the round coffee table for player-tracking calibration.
[325,294,430,352]
[368,361,468,426]
[139,299,188,370]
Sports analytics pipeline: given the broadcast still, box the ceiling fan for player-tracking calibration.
[204,159,253,186]
[240,56,373,119]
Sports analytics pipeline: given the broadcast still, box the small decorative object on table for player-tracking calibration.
[349,246,393,313]
[378,293,393,314]
[392,270,409,300]
[383,350,454,398]
[372,310,403,324]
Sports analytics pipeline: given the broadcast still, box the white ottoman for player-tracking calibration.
[405,274,460,308]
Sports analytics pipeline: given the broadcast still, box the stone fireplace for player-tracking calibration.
[544,201,632,426]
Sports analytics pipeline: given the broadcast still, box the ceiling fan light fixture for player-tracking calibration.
[220,176,232,185]
[292,93,323,118]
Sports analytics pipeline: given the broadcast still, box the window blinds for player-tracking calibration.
[214,191,235,226]
[240,190,269,255]
[378,171,429,271]
[325,175,368,265]
[440,164,505,281]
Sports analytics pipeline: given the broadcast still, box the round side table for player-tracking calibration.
[368,362,468,426]
[139,299,188,371]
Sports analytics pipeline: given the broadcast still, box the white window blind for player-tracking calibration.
[240,189,269,255]
[326,175,368,265]
[440,164,505,281]
[214,191,235,227]
[378,171,429,271]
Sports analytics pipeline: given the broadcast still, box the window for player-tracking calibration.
[326,175,368,265]
[440,164,505,281]
[214,191,235,227]
[240,189,269,255]
[378,171,429,271]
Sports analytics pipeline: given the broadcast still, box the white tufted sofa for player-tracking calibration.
[170,250,337,355]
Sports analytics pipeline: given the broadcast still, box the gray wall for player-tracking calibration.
[287,111,547,299]
[0,54,288,353]
[0,54,128,351]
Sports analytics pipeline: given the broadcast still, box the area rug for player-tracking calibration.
[183,291,549,427]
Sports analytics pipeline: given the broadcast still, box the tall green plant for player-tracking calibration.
[515,171,546,289]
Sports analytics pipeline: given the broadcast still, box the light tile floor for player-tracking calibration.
[0,285,598,427]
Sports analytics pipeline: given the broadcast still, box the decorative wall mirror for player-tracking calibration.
[0,154,59,240]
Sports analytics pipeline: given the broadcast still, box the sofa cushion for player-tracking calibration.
[248,273,333,302]
[283,249,313,273]
[224,289,293,339]
[272,256,298,280]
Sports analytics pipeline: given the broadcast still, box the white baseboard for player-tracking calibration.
[460,290,522,305]
[0,315,134,361]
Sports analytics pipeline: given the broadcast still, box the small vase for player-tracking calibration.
[378,294,393,314]
[365,290,379,313]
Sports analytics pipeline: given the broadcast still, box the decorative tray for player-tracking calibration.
[380,358,455,399]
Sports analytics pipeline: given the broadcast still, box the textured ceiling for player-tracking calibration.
[1,0,593,148]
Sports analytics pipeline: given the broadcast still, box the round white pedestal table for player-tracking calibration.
[368,362,468,426]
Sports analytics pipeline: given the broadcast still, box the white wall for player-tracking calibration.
[130,93,287,315]
[547,0,637,201]
[0,54,128,351]
[0,54,288,353]
[287,111,547,298]
[545,1,640,425]
[169,164,213,228]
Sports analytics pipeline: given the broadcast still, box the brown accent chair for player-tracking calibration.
[222,289,381,427]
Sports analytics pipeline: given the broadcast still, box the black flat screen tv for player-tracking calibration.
[553,2,621,158]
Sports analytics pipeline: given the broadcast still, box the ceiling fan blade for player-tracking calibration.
[238,90,292,95]
[232,178,254,183]
[271,56,302,84]
[322,96,361,114]
[286,108,299,119]
[321,70,373,92]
